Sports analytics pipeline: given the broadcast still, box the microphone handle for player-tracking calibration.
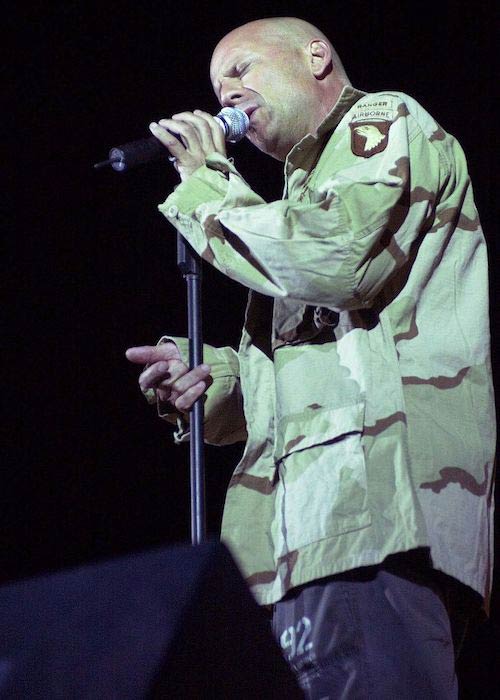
[107,137,167,171]
[96,115,228,172]
[93,109,249,172]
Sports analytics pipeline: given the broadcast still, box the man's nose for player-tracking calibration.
[220,79,245,107]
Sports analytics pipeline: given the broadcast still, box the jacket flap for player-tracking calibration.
[274,401,365,461]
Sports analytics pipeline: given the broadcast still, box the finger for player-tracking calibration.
[139,359,187,393]
[193,110,226,153]
[170,111,219,153]
[169,364,211,398]
[126,344,182,365]
[157,387,175,404]
[138,361,171,393]
[165,370,213,402]
[149,122,187,159]
[155,359,191,389]
[156,117,203,155]
[162,368,212,410]
[174,380,208,412]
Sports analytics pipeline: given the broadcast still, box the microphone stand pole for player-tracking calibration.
[177,233,206,545]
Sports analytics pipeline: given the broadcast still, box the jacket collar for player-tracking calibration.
[285,86,366,173]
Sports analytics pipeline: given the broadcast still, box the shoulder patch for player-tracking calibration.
[350,122,391,157]
[349,96,397,158]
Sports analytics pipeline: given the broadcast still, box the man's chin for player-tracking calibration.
[246,130,265,152]
[257,141,284,161]
[246,129,278,158]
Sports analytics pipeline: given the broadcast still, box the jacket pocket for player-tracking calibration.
[273,401,372,550]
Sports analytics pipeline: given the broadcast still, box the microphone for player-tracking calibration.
[93,107,249,172]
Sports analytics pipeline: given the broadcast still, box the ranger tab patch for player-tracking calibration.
[349,97,396,158]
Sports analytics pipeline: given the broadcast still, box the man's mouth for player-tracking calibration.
[242,105,258,121]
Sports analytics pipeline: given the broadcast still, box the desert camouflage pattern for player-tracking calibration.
[158,87,495,606]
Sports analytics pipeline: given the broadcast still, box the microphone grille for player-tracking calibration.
[217,107,250,143]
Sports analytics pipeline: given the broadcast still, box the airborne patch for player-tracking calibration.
[350,120,391,157]
[349,96,396,158]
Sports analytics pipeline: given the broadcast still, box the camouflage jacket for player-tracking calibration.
[158,86,495,606]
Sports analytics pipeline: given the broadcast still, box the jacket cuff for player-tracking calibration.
[158,154,238,221]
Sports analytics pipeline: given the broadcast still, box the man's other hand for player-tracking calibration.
[125,342,212,412]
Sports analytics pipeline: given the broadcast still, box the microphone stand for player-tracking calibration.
[177,233,206,545]
[94,127,255,547]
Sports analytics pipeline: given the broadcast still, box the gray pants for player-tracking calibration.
[272,552,476,699]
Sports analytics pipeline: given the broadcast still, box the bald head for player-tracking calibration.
[214,17,350,86]
[210,17,350,160]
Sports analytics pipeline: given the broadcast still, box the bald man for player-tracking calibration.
[127,17,495,699]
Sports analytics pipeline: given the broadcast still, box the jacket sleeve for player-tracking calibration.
[158,111,442,311]
[151,336,247,446]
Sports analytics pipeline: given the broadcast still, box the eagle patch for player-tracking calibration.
[349,96,396,158]
[350,120,391,158]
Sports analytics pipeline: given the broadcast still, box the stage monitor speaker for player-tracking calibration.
[0,541,302,698]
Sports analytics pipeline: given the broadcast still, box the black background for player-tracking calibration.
[4,0,498,692]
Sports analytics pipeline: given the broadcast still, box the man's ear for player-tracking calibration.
[309,39,332,79]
